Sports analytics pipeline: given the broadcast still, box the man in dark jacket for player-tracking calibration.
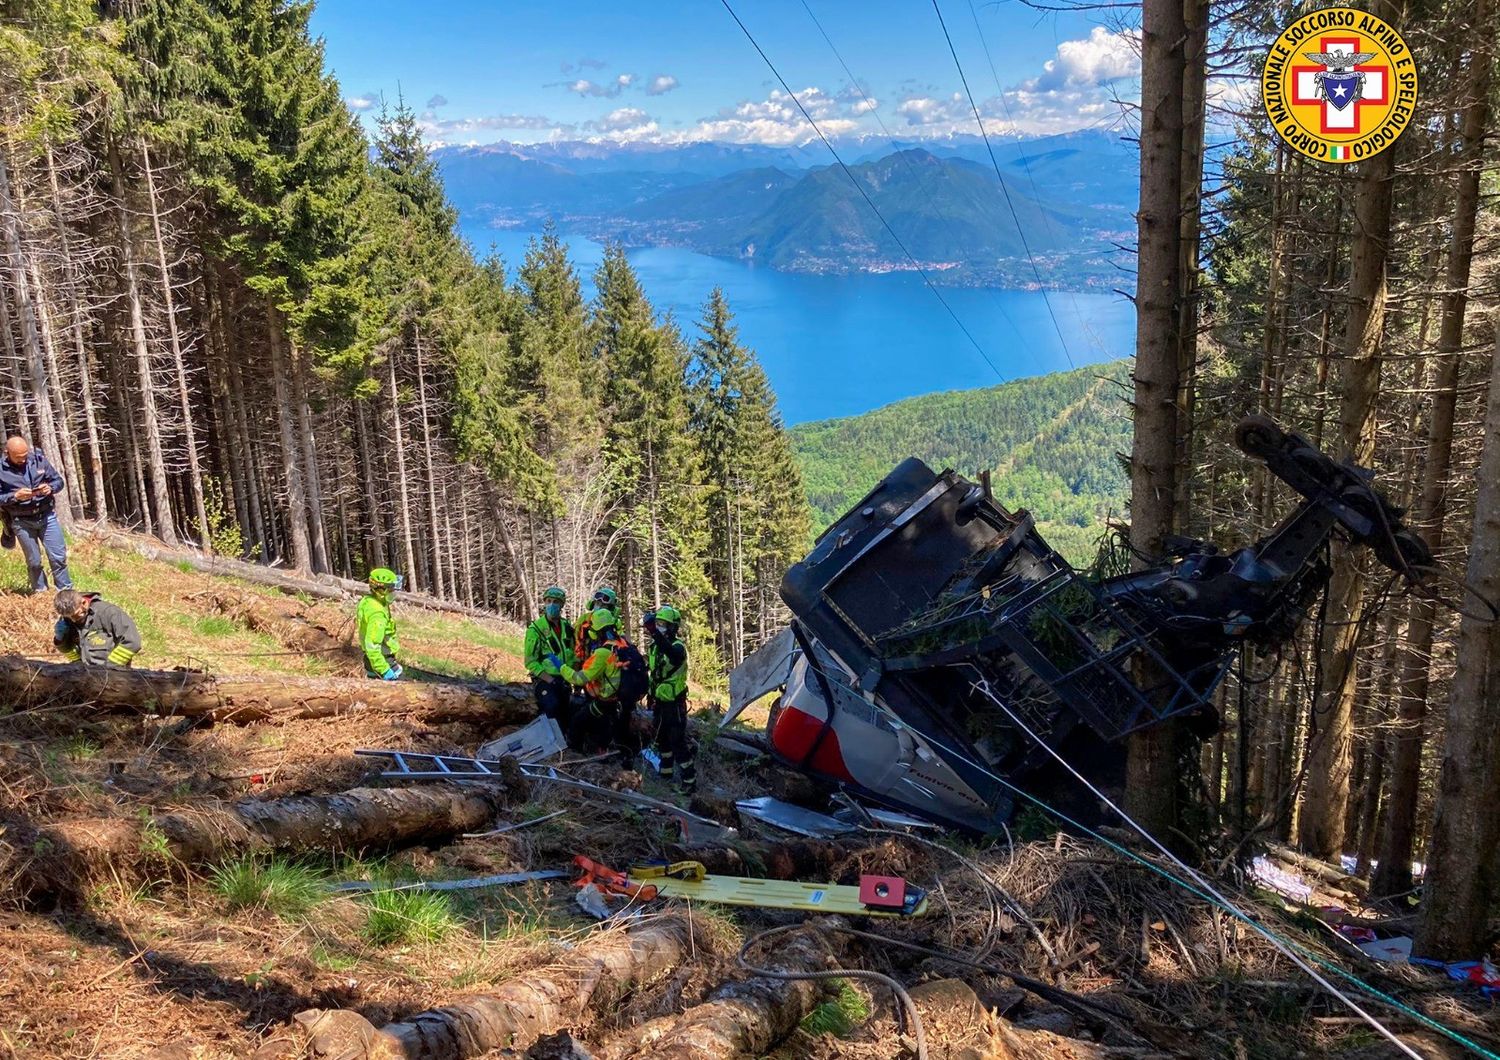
[54,589,142,668]
[0,437,71,593]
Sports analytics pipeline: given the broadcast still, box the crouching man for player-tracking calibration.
[54,589,142,668]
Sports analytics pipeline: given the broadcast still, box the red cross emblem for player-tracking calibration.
[1291,36,1390,135]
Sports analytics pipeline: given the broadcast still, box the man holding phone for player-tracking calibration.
[0,436,72,594]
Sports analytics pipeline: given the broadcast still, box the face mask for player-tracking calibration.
[544,602,562,620]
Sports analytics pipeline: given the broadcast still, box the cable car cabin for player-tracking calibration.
[751,417,1429,833]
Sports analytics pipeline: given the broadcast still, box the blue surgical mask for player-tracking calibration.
[545,602,562,621]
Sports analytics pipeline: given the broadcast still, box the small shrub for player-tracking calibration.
[211,856,326,918]
[801,981,869,1038]
[197,477,244,558]
[361,889,456,946]
[138,810,172,860]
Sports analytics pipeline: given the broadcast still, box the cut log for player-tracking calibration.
[376,916,695,1059]
[10,779,523,901]
[79,525,511,621]
[207,588,355,660]
[0,655,532,726]
[1267,843,1368,895]
[598,924,848,1060]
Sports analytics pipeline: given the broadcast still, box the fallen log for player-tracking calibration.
[207,588,355,659]
[10,778,523,900]
[598,924,848,1060]
[1267,843,1368,896]
[81,525,508,621]
[376,916,695,1059]
[0,655,532,726]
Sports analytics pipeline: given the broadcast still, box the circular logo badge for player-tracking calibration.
[1260,7,1417,164]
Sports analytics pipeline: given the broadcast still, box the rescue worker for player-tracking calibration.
[524,586,575,720]
[572,585,619,664]
[53,589,142,668]
[644,605,696,793]
[358,568,404,680]
[0,436,72,593]
[557,606,630,753]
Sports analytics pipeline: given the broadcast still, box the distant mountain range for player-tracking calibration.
[435,131,1138,290]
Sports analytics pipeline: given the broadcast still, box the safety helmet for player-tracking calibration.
[543,586,567,603]
[592,586,618,609]
[368,567,401,590]
[590,607,618,631]
[654,604,682,625]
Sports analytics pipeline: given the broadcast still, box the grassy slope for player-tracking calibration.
[0,533,527,681]
[791,360,1134,564]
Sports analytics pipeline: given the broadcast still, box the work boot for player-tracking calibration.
[1,524,13,550]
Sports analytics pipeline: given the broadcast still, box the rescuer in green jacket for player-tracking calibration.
[644,604,696,793]
[358,568,403,679]
[559,607,632,752]
[524,586,575,720]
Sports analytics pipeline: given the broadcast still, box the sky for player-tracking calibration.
[307,0,1143,149]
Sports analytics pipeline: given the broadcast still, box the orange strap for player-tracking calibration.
[572,855,659,901]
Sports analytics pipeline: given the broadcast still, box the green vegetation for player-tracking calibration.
[211,857,326,919]
[800,981,871,1038]
[360,889,458,946]
[792,361,1132,563]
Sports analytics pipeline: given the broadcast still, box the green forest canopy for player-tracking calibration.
[790,360,1133,562]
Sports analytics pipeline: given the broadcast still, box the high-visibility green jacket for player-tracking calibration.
[357,592,400,675]
[524,615,576,677]
[562,638,625,700]
[648,636,688,702]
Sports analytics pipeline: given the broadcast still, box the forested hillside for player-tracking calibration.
[0,0,808,677]
[793,361,1131,561]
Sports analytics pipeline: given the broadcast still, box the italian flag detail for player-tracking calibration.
[1329,145,1351,160]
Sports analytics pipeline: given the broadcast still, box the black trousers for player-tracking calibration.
[533,676,570,720]
[567,696,621,753]
[652,695,696,790]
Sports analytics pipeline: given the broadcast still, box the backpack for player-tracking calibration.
[612,640,649,704]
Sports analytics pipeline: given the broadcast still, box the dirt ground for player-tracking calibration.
[0,540,1495,1059]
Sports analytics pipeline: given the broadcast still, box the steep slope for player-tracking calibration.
[791,360,1133,561]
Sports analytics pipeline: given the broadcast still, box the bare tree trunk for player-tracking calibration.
[389,355,419,587]
[0,148,72,522]
[414,327,446,598]
[1416,314,1500,959]
[353,397,387,568]
[1298,26,1401,856]
[44,144,107,520]
[1373,0,1493,896]
[1124,0,1190,836]
[267,307,312,574]
[291,337,330,573]
[106,136,177,543]
[140,141,209,549]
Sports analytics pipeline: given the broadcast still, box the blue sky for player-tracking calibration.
[308,0,1142,147]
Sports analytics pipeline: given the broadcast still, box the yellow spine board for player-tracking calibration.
[627,872,928,918]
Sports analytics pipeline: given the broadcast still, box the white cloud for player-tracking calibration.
[417,113,565,145]
[894,93,966,126]
[562,73,635,98]
[426,94,448,109]
[346,94,379,112]
[646,74,679,96]
[1031,27,1140,90]
[586,106,657,134]
[851,97,879,115]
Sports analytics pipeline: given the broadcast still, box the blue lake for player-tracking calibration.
[460,224,1136,425]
